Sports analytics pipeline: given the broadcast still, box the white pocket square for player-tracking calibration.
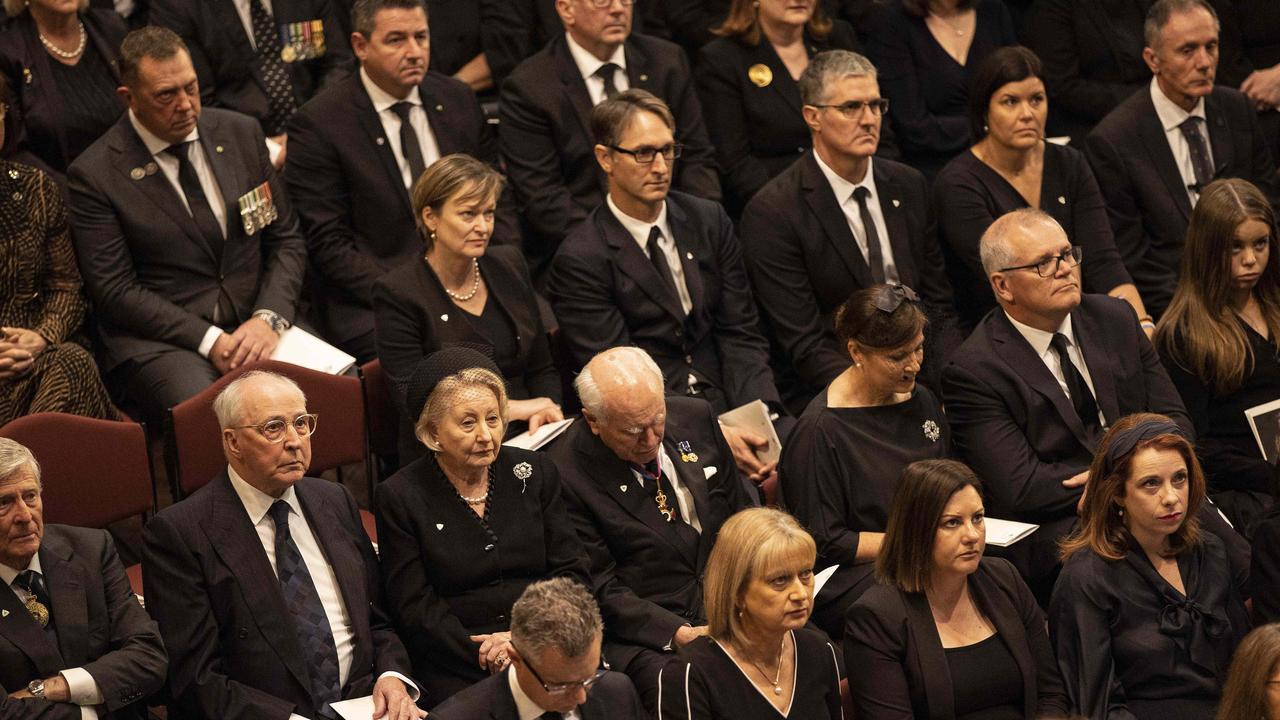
[703,466,717,479]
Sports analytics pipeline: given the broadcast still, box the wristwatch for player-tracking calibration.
[27,679,45,698]
[252,309,290,335]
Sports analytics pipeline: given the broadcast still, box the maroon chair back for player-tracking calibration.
[359,359,398,459]
[0,413,153,527]
[166,360,366,498]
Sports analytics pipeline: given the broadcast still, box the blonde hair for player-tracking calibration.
[1216,624,1280,720]
[415,367,508,449]
[410,154,504,251]
[704,508,817,644]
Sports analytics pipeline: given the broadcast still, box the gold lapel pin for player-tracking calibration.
[215,146,225,154]
[748,64,773,88]
[639,73,649,82]
[130,167,145,180]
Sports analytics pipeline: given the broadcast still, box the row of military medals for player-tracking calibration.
[279,20,326,63]
[654,441,698,523]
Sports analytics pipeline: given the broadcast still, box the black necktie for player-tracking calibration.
[539,713,564,720]
[1177,116,1214,193]
[389,101,427,188]
[268,501,342,718]
[13,570,51,628]
[164,141,225,259]
[248,0,297,135]
[852,187,886,284]
[1050,333,1100,433]
[646,226,682,307]
[595,62,620,102]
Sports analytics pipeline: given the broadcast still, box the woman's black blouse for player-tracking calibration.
[466,298,520,379]
[47,47,121,165]
[947,634,1023,720]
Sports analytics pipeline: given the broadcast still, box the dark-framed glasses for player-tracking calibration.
[998,246,1083,278]
[230,413,319,443]
[872,283,920,314]
[608,143,683,165]
[515,643,609,696]
[807,98,890,119]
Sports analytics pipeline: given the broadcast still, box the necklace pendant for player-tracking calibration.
[773,685,782,696]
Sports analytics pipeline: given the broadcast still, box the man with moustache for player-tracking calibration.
[739,50,958,414]
[142,371,422,719]
[1085,0,1280,318]
[67,27,306,422]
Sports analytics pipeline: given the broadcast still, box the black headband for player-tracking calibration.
[1101,418,1187,479]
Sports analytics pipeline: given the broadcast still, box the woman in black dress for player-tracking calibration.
[779,283,948,638]
[373,347,590,707]
[695,0,861,216]
[0,0,125,176]
[1051,413,1251,720]
[373,154,562,461]
[658,507,843,720]
[1155,178,1280,533]
[934,46,1146,331]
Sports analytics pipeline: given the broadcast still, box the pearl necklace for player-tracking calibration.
[39,22,86,60]
[744,635,787,696]
[433,256,481,302]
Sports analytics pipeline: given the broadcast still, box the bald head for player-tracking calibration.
[576,347,667,465]
[981,209,1082,330]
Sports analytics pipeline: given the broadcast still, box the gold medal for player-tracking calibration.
[748,63,773,88]
[24,597,48,628]
[281,44,297,63]
[130,167,145,180]
[686,452,698,462]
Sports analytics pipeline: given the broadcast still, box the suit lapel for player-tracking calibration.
[800,154,873,286]
[198,113,243,257]
[661,432,711,567]
[625,41,653,94]
[0,572,63,676]
[200,475,312,694]
[903,592,954,720]
[1204,93,1234,178]
[553,37,595,141]
[754,38,800,108]
[1071,306,1121,427]
[1135,93,1193,221]
[211,0,262,92]
[666,198,704,316]
[990,313,1094,449]
[39,534,89,668]
[597,208,687,322]
[874,162,916,287]
[970,571,1037,716]
[422,81,459,155]
[489,670,519,719]
[478,257,536,362]
[352,78,413,216]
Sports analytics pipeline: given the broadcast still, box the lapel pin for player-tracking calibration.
[677,440,698,463]
[215,145,224,154]
[435,523,444,531]
[747,64,772,88]
[685,252,693,260]
[2,609,8,617]
[435,104,444,112]
[376,137,386,146]
[1058,196,1067,205]
[22,68,31,84]
[892,199,901,208]
[6,168,17,179]
[620,484,628,493]
[639,73,649,82]
[144,162,158,176]
[440,313,449,322]
[130,167,145,180]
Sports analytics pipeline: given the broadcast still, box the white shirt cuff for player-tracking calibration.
[79,707,98,720]
[289,715,308,720]
[197,325,223,358]
[59,668,103,706]
[378,671,420,702]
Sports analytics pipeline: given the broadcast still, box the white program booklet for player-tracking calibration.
[330,696,375,720]
[503,417,575,450]
[984,518,1039,547]
[813,564,840,598]
[270,326,357,375]
[717,399,782,465]
[1245,397,1280,464]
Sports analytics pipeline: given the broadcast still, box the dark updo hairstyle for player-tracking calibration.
[834,283,928,355]
[968,45,1043,141]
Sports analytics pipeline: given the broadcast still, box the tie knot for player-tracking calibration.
[1178,116,1203,134]
[13,570,39,592]
[268,500,292,529]
[164,141,193,161]
[1050,332,1071,353]
[595,62,620,80]
[390,101,415,122]
[646,224,662,247]
[852,186,871,204]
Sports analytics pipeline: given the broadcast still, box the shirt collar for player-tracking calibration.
[0,551,41,587]
[1149,77,1207,133]
[1004,311,1075,358]
[564,32,626,84]
[606,194,668,248]
[507,665,554,720]
[227,465,301,527]
[813,150,877,205]
[360,67,422,113]
[129,109,199,157]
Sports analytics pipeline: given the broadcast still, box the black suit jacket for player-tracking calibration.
[286,70,502,346]
[1084,84,1280,318]
[0,9,125,176]
[149,0,352,134]
[739,152,957,410]
[142,473,412,720]
[548,191,779,415]
[844,557,1069,720]
[547,398,754,671]
[0,526,166,720]
[499,33,721,281]
[430,667,645,720]
[67,109,307,371]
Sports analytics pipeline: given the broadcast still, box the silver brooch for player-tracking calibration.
[514,461,532,493]
[922,420,940,442]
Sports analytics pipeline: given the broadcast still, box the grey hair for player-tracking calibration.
[510,578,603,660]
[212,371,307,428]
[0,438,40,488]
[414,368,509,451]
[574,347,664,423]
[1144,0,1218,50]
[979,208,1064,277]
[351,0,427,38]
[798,50,877,107]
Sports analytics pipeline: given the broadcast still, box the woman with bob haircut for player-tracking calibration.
[373,153,562,462]
[1215,623,1280,720]
[1155,178,1280,533]
[780,283,949,639]
[657,507,843,719]
[1050,413,1251,720]
[846,459,1067,719]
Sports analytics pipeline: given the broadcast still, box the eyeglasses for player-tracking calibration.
[229,413,319,443]
[998,246,1083,277]
[515,643,609,695]
[872,283,919,314]
[807,98,890,119]
[608,143,683,165]
[586,0,634,5]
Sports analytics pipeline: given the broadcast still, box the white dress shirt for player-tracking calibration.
[629,445,703,533]
[1004,313,1108,428]
[565,33,629,106]
[507,666,582,720]
[2,557,103,720]
[232,0,273,49]
[1150,78,1213,207]
[606,195,694,315]
[129,111,230,358]
[812,153,900,283]
[361,67,441,190]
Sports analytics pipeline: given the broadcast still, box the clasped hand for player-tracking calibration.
[0,327,47,381]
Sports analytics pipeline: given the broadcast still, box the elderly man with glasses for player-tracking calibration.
[142,370,423,720]
[941,208,1245,600]
[431,577,645,720]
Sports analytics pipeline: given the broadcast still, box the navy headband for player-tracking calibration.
[1101,418,1187,479]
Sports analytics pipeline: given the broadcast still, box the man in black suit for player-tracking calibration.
[1084,0,1280,319]
[740,50,958,413]
[499,0,720,282]
[142,371,423,720]
[286,0,503,363]
[549,89,786,484]
[0,438,166,720]
[941,209,1244,594]
[68,27,306,422]
[149,0,352,166]
[431,578,645,720]
[546,347,754,712]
